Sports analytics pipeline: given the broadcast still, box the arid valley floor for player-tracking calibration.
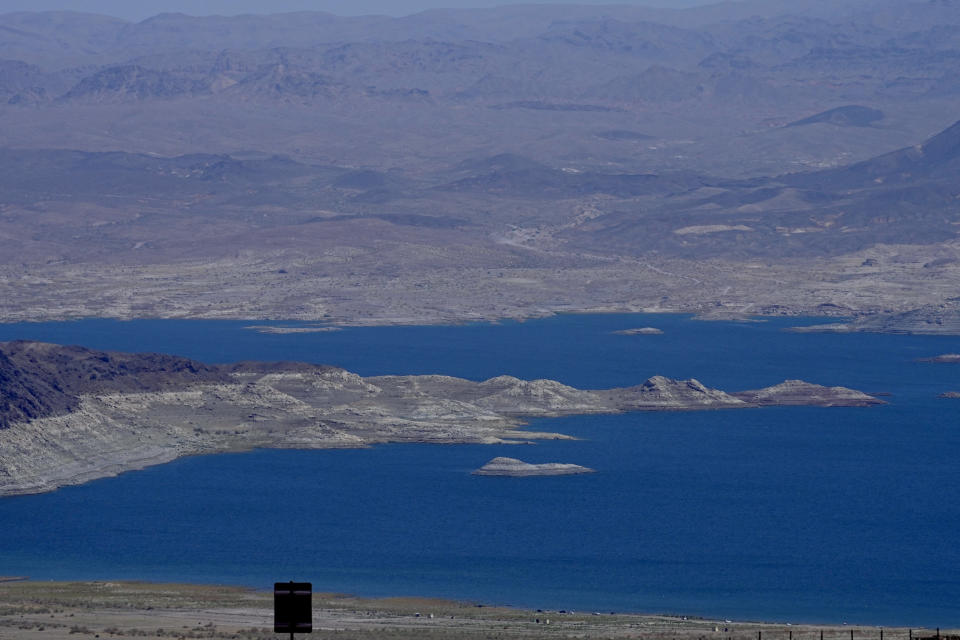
[3,1,960,332]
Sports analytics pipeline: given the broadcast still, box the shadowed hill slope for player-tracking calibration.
[0,341,228,429]
[786,105,885,128]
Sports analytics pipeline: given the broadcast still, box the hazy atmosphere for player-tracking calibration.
[2,0,713,20]
[2,0,960,635]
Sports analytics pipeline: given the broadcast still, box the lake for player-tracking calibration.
[0,314,958,626]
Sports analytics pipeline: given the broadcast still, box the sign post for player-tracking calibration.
[274,582,312,640]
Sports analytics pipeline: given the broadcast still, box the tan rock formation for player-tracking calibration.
[473,457,595,477]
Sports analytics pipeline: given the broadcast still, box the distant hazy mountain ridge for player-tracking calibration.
[0,1,959,330]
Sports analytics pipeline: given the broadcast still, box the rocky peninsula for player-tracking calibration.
[473,457,595,476]
[0,341,882,497]
[788,303,960,336]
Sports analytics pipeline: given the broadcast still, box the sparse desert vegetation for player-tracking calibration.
[0,581,953,640]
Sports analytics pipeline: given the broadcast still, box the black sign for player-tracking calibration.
[274,582,312,634]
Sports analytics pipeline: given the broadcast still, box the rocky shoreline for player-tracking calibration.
[0,341,883,497]
[787,303,960,335]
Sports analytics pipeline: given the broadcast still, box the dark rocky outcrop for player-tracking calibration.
[0,341,228,429]
[219,360,338,375]
[0,349,78,430]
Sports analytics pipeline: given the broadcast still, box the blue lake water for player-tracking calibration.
[0,314,959,626]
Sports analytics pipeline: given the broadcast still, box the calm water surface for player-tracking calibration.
[0,315,958,626]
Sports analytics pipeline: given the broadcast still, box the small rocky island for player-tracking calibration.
[244,325,343,334]
[0,341,883,496]
[612,327,664,335]
[918,354,960,363]
[473,457,595,477]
